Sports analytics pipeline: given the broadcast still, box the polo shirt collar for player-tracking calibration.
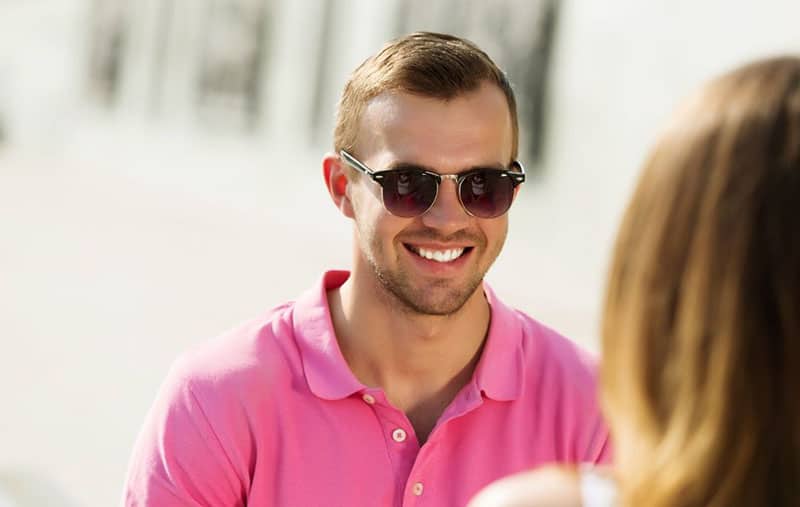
[292,271,365,400]
[293,271,524,402]
[473,283,524,401]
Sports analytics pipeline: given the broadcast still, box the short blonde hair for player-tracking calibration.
[603,56,800,507]
[333,31,519,158]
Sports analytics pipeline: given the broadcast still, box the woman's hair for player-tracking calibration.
[602,56,800,507]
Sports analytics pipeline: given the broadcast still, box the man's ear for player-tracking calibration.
[322,153,355,218]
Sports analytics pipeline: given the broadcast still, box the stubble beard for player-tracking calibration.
[372,260,485,316]
[364,236,501,317]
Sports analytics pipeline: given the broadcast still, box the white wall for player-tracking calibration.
[497,0,800,346]
[1,1,798,505]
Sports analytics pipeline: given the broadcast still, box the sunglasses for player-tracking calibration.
[339,150,525,218]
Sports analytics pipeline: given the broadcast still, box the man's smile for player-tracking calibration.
[405,245,472,263]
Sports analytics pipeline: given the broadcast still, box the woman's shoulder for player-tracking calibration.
[468,466,582,507]
[468,465,616,507]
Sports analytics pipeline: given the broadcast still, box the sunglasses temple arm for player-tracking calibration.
[514,160,526,180]
[340,151,376,177]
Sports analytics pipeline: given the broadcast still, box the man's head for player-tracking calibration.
[334,31,519,159]
[324,32,522,317]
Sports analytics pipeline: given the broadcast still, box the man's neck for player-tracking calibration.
[327,275,490,442]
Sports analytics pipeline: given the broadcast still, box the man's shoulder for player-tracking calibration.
[486,285,597,383]
[512,309,599,386]
[509,310,610,463]
[168,301,301,396]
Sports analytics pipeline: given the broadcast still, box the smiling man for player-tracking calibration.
[123,32,608,507]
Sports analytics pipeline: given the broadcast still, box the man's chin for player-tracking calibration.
[408,301,465,317]
[393,283,481,317]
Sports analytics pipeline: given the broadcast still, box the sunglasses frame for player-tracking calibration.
[339,150,526,218]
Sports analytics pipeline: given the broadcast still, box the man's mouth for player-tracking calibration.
[405,245,472,263]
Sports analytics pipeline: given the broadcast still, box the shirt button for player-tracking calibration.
[412,482,424,496]
[391,428,407,442]
[362,393,375,405]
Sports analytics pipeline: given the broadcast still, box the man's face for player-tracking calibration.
[348,81,516,316]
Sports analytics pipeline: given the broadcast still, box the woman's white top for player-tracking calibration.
[579,465,618,507]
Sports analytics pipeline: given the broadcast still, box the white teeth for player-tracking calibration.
[415,247,465,263]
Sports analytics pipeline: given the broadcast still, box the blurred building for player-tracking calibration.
[81,0,556,164]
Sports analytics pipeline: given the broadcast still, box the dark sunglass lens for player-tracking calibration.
[381,170,438,217]
[460,171,514,218]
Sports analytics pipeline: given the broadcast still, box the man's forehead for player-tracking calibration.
[361,82,505,116]
[355,84,513,168]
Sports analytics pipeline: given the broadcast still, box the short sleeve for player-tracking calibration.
[121,361,248,507]
[582,413,612,464]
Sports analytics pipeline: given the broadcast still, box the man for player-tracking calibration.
[123,32,608,506]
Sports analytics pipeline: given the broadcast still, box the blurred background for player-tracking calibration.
[0,0,798,505]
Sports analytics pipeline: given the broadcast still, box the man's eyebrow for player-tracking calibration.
[383,161,508,173]
[383,161,436,172]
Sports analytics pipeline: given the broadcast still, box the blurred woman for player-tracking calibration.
[470,55,800,507]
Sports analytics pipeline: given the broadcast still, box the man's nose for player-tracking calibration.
[420,177,471,233]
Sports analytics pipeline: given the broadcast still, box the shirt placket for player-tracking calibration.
[359,388,421,505]
[400,385,485,506]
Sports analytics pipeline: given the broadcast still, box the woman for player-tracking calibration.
[470,55,800,506]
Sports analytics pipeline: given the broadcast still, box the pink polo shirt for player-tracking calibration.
[123,271,609,506]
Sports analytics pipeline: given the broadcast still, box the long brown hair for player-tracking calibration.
[602,56,800,507]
